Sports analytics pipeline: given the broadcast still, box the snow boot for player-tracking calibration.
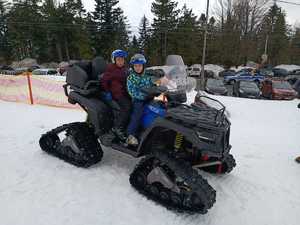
[126,135,139,146]
[112,127,127,142]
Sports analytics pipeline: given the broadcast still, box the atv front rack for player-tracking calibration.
[167,96,227,128]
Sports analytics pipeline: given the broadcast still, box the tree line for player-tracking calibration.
[0,0,299,67]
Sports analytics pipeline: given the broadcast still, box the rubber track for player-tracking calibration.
[39,122,103,168]
[129,151,216,214]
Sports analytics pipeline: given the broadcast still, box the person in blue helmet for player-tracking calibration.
[101,49,131,142]
[126,54,155,146]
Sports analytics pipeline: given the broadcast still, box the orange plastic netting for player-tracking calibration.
[0,75,79,109]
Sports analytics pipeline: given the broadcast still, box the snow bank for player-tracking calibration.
[0,95,300,225]
[39,75,66,82]
[230,65,254,72]
[204,64,224,76]
[190,64,224,76]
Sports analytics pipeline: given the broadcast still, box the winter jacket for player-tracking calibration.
[101,64,129,100]
[127,71,154,101]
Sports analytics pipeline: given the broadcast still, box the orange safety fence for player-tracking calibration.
[0,74,80,109]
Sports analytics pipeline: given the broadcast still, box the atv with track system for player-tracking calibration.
[39,56,236,214]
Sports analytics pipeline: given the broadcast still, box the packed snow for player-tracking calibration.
[0,93,300,225]
[35,75,66,82]
[204,64,224,76]
[230,65,255,72]
[189,64,224,76]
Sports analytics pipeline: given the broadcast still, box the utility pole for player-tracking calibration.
[199,0,210,91]
[164,30,167,61]
[264,35,269,55]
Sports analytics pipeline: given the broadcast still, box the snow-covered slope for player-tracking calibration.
[1,95,300,225]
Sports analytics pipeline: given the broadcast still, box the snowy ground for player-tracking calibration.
[1,93,300,225]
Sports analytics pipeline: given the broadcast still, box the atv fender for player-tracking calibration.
[138,117,231,158]
[69,92,112,135]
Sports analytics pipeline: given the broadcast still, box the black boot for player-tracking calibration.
[112,127,127,142]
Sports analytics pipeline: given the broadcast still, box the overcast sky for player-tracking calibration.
[82,0,300,33]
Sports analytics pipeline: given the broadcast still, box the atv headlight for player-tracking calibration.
[196,132,215,143]
[240,90,245,93]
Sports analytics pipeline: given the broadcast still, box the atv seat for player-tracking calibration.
[64,57,113,135]
[65,57,107,97]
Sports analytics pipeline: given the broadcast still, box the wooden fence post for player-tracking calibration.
[26,72,34,105]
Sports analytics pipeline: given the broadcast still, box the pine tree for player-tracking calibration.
[0,0,10,63]
[138,15,150,54]
[174,4,200,65]
[290,27,300,64]
[7,0,47,61]
[258,4,289,65]
[151,0,179,64]
[129,35,140,56]
[92,0,130,59]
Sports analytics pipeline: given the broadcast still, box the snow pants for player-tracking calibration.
[127,100,145,136]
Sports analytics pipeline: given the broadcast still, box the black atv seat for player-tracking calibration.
[66,57,107,96]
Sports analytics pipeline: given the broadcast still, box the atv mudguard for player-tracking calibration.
[137,117,230,158]
[68,92,113,135]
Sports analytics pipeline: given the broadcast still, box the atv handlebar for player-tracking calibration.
[141,86,168,98]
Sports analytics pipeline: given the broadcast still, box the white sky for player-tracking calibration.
[82,0,300,32]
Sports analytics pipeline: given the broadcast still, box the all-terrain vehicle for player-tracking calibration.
[39,56,236,214]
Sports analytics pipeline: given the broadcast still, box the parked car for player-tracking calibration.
[292,79,300,98]
[272,68,289,77]
[286,69,300,85]
[219,69,235,78]
[261,79,298,100]
[32,68,58,76]
[145,68,165,78]
[28,65,40,72]
[15,67,30,75]
[289,69,300,75]
[187,66,201,77]
[205,78,228,95]
[0,65,14,71]
[145,68,165,83]
[233,81,261,98]
[0,65,15,75]
[224,71,265,84]
[259,68,274,77]
[236,67,255,74]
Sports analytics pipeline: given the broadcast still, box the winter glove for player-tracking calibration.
[103,92,112,101]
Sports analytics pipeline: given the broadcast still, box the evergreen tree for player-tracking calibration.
[92,0,130,59]
[173,4,200,65]
[138,15,151,54]
[258,4,289,65]
[0,0,10,63]
[7,0,47,61]
[290,27,300,64]
[151,0,179,64]
[129,35,140,56]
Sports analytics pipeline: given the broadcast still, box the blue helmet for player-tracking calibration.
[111,49,128,63]
[130,54,147,65]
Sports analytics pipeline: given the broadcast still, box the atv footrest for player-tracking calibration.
[111,144,139,158]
